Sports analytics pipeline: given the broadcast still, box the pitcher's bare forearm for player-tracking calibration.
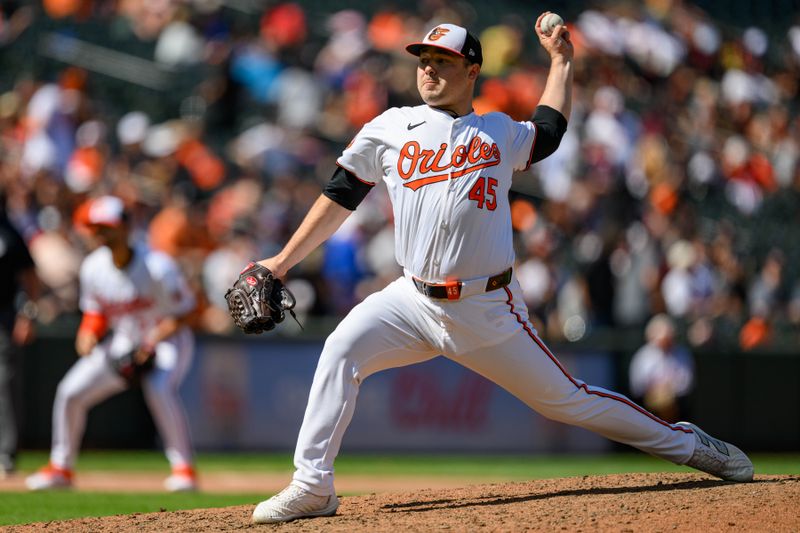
[259,195,353,279]
[538,55,573,120]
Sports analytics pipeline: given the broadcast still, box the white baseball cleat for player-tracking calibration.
[678,422,753,482]
[25,463,74,491]
[252,483,340,524]
[164,466,198,492]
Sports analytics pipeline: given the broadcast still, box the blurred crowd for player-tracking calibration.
[1,0,799,350]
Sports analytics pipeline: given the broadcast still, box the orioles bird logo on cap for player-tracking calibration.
[427,27,450,41]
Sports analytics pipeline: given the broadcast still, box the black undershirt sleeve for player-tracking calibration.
[530,105,568,163]
[323,166,375,211]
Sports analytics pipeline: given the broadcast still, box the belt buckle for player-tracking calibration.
[444,280,461,300]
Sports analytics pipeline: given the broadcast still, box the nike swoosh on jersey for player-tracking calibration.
[407,121,426,130]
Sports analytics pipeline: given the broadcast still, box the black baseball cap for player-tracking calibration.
[406,24,483,66]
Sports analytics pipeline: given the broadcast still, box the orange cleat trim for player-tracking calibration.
[42,462,74,480]
[171,465,196,478]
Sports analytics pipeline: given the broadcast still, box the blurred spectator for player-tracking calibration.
[201,221,259,333]
[661,240,696,318]
[0,0,797,350]
[629,314,694,423]
[321,215,366,316]
[739,249,785,351]
[611,221,659,327]
[747,249,785,320]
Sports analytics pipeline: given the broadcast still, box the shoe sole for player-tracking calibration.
[252,497,340,524]
[165,485,198,492]
[26,482,72,491]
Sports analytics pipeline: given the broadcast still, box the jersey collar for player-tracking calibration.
[426,105,475,119]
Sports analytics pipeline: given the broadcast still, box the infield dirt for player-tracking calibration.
[4,473,799,532]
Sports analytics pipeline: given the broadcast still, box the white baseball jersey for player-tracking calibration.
[291,104,699,497]
[337,105,537,282]
[79,244,196,351]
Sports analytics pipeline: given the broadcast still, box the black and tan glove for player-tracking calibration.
[225,262,298,334]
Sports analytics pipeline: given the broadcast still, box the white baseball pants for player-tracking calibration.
[50,328,195,470]
[292,276,696,495]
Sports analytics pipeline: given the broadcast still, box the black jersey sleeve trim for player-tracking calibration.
[523,122,538,171]
[323,164,375,210]
[525,105,568,168]
[335,162,375,186]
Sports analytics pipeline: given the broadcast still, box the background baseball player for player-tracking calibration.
[25,196,198,492]
[229,13,753,524]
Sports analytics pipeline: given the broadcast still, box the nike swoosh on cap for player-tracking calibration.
[407,121,426,130]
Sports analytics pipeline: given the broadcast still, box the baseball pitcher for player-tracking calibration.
[228,13,753,524]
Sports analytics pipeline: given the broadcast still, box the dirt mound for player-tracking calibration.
[6,473,799,532]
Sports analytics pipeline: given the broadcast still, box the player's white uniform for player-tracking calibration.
[49,244,196,470]
[289,104,697,496]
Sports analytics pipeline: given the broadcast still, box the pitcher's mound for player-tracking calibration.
[7,473,799,532]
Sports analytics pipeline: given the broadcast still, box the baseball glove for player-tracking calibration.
[109,347,155,385]
[225,262,298,334]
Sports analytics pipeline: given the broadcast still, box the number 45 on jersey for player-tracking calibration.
[468,177,498,211]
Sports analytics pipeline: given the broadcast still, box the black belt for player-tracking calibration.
[412,268,513,300]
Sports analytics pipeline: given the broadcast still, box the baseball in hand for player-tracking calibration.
[540,13,564,36]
